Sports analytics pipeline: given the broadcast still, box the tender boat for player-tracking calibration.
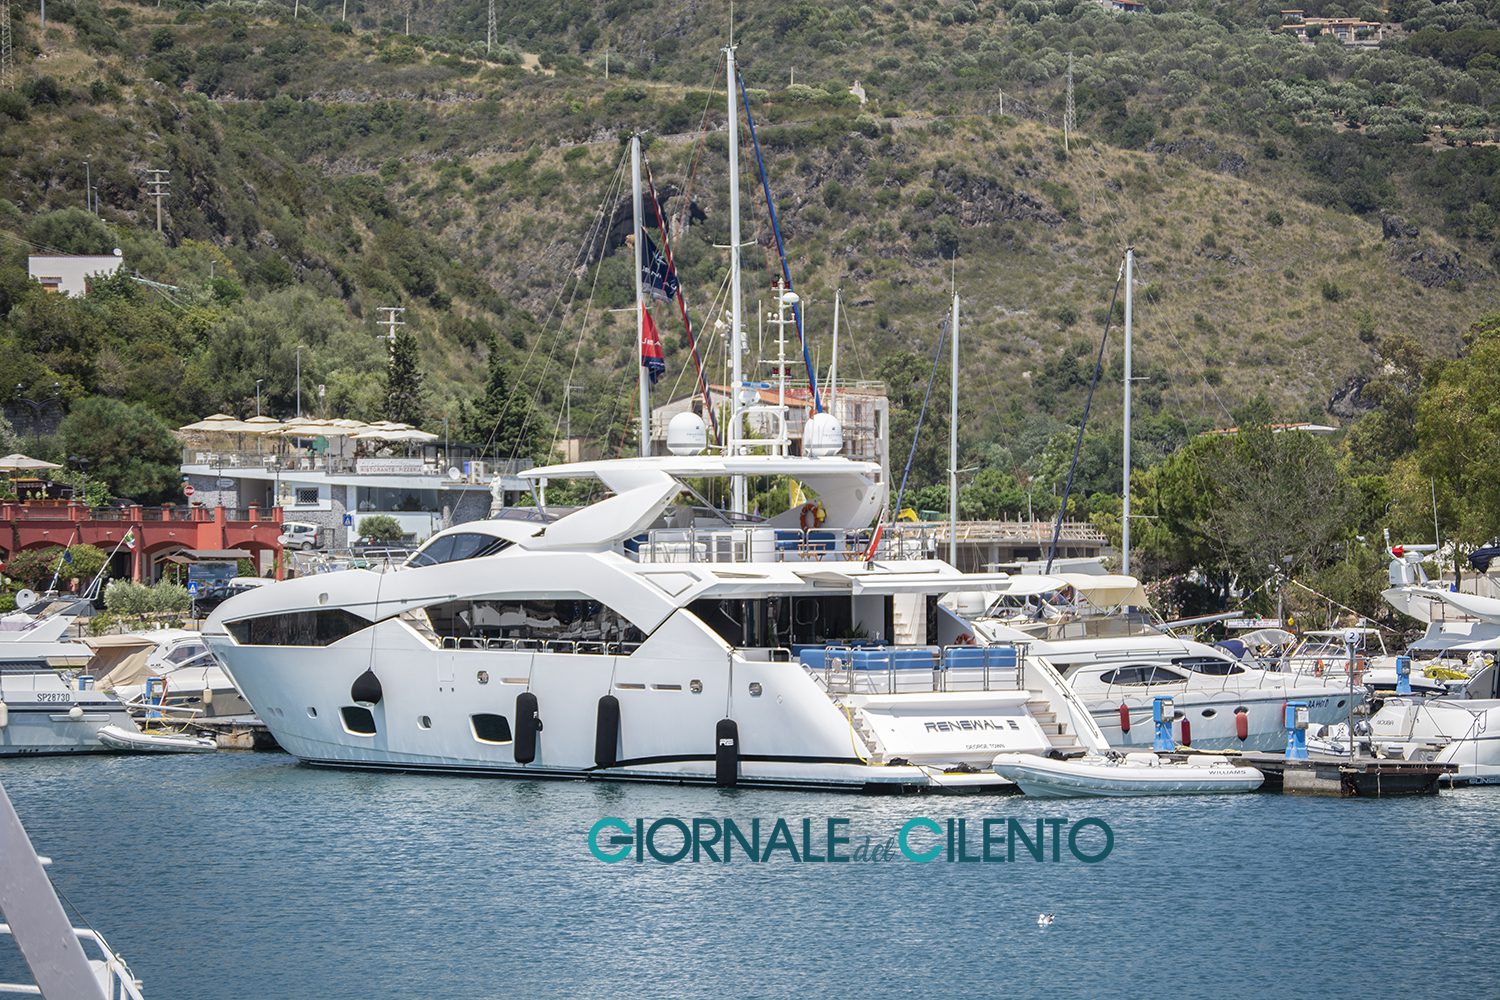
[991,751,1265,798]
[96,724,218,753]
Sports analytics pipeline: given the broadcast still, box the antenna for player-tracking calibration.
[145,168,170,234]
[1064,52,1075,155]
[486,0,495,54]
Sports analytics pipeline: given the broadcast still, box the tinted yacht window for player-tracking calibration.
[407,533,511,568]
[226,609,371,647]
[1174,657,1245,676]
[425,597,644,648]
[1099,664,1188,686]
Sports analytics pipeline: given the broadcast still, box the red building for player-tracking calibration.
[0,503,284,583]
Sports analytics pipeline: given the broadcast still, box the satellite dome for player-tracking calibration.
[803,412,843,457]
[666,412,708,456]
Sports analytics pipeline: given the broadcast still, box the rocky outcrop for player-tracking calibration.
[1326,375,1371,419]
[1380,212,1483,288]
[1145,138,1247,177]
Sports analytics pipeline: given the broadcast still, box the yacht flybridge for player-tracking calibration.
[203,450,1109,792]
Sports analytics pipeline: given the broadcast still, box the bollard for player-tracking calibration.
[1395,655,1412,696]
[1285,700,1309,760]
[1152,695,1175,752]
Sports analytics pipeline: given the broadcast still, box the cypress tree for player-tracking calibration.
[383,327,426,425]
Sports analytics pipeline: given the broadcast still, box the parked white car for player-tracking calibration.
[277,521,322,550]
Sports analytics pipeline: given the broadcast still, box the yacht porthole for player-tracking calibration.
[1171,710,1184,721]
[1234,706,1248,715]
[690,679,703,694]
[748,682,763,697]
[418,715,432,730]
[477,670,490,685]
[307,706,318,718]
[1202,709,1217,718]
[1336,699,1346,708]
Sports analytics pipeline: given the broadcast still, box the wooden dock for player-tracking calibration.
[185,716,282,752]
[1173,751,1455,797]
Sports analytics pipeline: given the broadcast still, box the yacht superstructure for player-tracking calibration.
[204,454,1108,792]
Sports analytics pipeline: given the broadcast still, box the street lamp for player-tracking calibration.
[255,379,264,417]
[12,383,61,443]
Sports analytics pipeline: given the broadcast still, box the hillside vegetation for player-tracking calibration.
[1,0,1498,610]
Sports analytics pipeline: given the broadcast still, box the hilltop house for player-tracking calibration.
[1278,11,1392,47]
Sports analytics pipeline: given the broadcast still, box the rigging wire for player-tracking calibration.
[1044,255,1125,573]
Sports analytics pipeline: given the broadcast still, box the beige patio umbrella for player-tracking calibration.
[0,453,63,471]
[178,413,259,434]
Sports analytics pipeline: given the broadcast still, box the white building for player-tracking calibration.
[181,453,533,549]
[27,251,124,297]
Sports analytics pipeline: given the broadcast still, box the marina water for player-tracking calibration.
[4,754,1498,998]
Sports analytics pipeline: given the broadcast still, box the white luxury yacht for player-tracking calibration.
[203,423,1109,793]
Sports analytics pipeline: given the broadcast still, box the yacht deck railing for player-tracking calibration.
[808,642,1030,696]
[0,922,145,1000]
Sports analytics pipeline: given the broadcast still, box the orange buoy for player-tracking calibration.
[1180,718,1192,747]
[1235,710,1249,742]
[1119,703,1130,734]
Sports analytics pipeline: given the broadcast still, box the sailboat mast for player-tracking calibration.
[727,44,746,512]
[632,135,649,458]
[1122,246,1133,577]
[949,291,959,567]
[828,288,840,412]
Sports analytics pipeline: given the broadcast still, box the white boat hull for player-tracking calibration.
[0,692,137,757]
[1091,690,1356,753]
[992,752,1265,798]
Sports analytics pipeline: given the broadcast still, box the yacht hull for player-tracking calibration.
[207,619,1042,794]
[1092,690,1356,753]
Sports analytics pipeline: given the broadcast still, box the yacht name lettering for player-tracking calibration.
[923,719,1006,733]
[588,816,1114,864]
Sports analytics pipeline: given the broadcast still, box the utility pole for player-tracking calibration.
[377,306,405,352]
[83,159,92,214]
[1064,52,1075,155]
[341,0,347,20]
[1,0,13,91]
[603,44,609,80]
[1121,247,1134,577]
[145,168,169,234]
[486,0,495,54]
[295,346,302,418]
[403,0,410,35]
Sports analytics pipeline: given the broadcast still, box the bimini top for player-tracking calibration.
[520,454,887,536]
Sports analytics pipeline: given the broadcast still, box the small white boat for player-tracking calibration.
[992,751,1264,798]
[96,724,217,753]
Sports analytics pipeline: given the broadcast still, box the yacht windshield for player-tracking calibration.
[406,532,511,568]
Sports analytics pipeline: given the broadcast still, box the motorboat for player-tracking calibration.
[87,628,253,719]
[202,446,1115,793]
[1308,697,1500,785]
[991,751,1265,798]
[1363,543,1500,700]
[967,618,1362,752]
[0,645,140,757]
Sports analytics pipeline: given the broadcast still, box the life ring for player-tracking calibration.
[799,502,822,531]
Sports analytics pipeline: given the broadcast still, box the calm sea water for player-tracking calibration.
[2,753,1497,999]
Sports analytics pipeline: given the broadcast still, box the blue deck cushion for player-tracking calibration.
[942,646,1019,670]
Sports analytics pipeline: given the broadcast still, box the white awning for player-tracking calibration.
[795,569,1015,595]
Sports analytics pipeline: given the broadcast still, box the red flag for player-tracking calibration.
[640,305,665,384]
